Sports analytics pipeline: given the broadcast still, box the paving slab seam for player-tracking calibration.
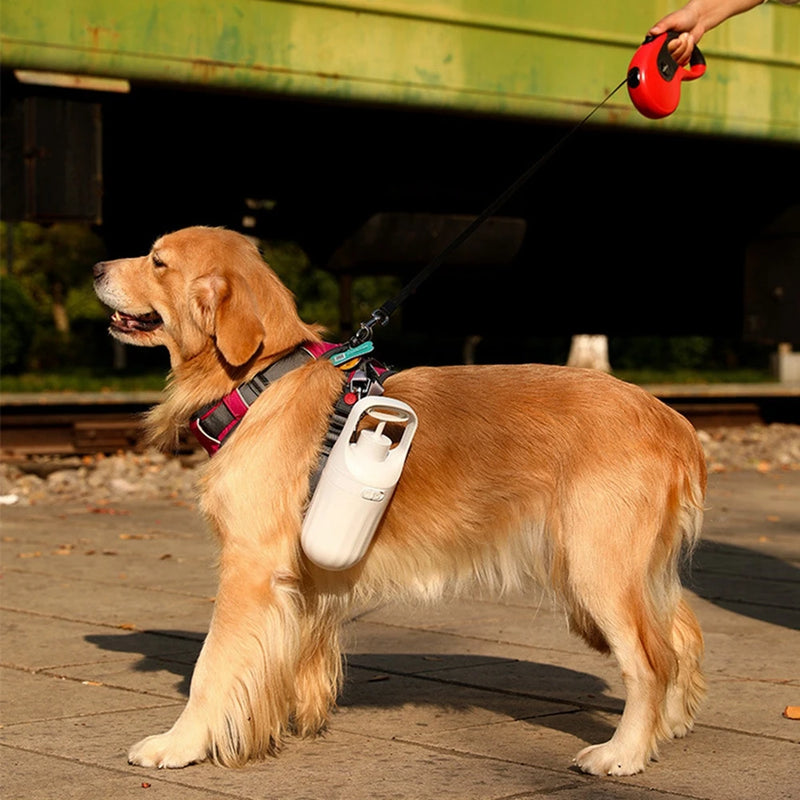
[0,742,248,799]
[0,699,184,729]
[0,605,208,637]
[346,663,800,747]
[344,661,800,758]
[0,663,188,708]
[487,784,707,800]
[684,720,800,744]
[343,726,582,776]
[347,654,520,676]
[349,618,586,659]
[712,675,799,687]
[1,655,195,674]
[347,663,620,715]
[392,747,712,800]
[486,787,581,800]
[1,565,216,601]
[346,731,709,800]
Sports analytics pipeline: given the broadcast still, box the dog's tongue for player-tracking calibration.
[111,310,162,332]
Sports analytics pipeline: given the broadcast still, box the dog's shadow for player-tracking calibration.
[83,535,797,753]
[84,630,617,744]
[340,654,619,746]
[85,630,202,697]
[686,540,800,631]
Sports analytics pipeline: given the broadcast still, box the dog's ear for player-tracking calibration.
[191,273,265,366]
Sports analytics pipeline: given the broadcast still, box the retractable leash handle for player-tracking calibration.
[627,31,707,119]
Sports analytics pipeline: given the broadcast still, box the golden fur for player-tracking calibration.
[93,226,706,776]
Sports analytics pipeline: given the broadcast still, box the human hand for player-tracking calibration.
[649,8,705,65]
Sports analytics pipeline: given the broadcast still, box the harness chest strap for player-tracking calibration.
[188,342,391,459]
[189,342,335,456]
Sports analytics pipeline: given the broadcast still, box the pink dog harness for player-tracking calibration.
[189,342,335,456]
[189,341,390,462]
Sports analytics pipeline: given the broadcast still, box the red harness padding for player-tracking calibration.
[188,342,391,458]
[189,342,336,456]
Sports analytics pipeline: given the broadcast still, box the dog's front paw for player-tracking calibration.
[574,742,649,776]
[128,731,208,769]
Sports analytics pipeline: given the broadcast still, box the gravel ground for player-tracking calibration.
[1,423,799,507]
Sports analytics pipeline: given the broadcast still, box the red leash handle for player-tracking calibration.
[627,32,707,119]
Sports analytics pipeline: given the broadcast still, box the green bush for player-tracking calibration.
[609,336,715,371]
[0,274,38,372]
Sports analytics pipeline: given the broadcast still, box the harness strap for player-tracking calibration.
[189,339,394,507]
[308,393,354,494]
[308,359,395,493]
[190,345,327,455]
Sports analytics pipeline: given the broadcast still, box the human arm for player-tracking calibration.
[649,0,791,64]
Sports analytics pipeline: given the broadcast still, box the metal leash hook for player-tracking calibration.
[352,308,390,347]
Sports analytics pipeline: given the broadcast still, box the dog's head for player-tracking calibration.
[94,226,319,370]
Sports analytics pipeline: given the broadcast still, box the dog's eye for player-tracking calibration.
[152,252,166,268]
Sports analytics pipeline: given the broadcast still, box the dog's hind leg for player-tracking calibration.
[662,596,705,738]
[571,583,675,776]
[128,550,302,768]
[562,483,699,776]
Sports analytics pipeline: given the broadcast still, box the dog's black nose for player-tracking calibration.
[93,261,106,280]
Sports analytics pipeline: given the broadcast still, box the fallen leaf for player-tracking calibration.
[782,705,800,720]
[88,506,130,516]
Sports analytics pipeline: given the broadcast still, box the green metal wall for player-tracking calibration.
[2,0,799,141]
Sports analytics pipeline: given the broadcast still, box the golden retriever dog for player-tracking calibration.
[93,225,706,776]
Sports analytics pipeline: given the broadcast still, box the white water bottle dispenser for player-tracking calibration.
[301,396,418,571]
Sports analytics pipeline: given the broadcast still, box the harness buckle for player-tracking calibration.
[348,370,373,400]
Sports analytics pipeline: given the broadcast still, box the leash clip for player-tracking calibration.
[351,309,390,347]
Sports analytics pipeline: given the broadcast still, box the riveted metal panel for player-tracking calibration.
[1,1,798,139]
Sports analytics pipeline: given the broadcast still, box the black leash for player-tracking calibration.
[331,76,629,360]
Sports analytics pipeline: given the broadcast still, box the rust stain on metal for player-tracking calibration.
[85,25,120,50]
[189,58,220,83]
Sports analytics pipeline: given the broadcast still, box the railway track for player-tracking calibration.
[1,385,799,459]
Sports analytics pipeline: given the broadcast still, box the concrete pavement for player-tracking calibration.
[1,470,798,800]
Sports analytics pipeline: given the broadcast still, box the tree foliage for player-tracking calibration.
[0,221,108,370]
[1,221,107,330]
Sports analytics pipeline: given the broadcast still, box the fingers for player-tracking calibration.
[667,32,696,65]
[648,8,700,67]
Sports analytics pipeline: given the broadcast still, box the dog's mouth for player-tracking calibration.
[110,309,163,333]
